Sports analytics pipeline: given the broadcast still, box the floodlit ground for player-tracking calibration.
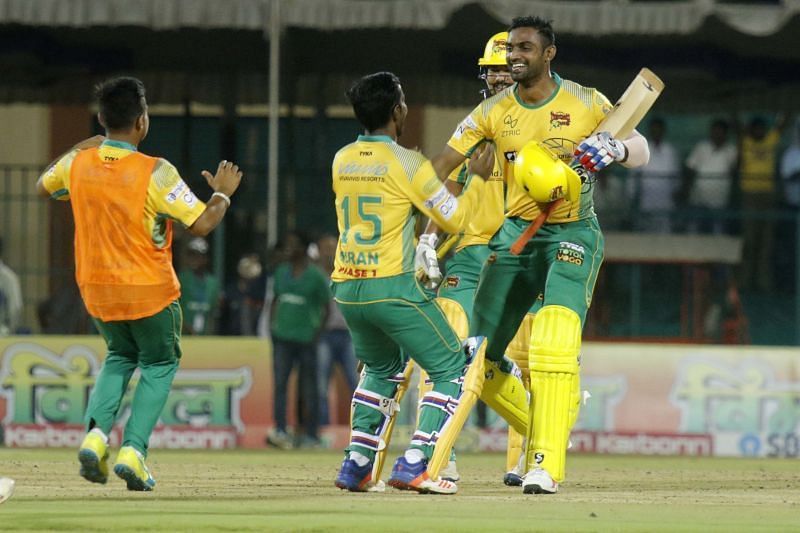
[1,449,798,532]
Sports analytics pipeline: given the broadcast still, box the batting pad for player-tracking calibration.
[526,305,581,483]
[480,358,528,435]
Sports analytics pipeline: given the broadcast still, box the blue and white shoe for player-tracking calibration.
[504,450,525,487]
[387,456,457,494]
[334,457,372,492]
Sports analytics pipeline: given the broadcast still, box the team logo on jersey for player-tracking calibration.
[444,275,460,288]
[503,150,517,163]
[556,241,585,266]
[502,114,520,137]
[549,111,571,130]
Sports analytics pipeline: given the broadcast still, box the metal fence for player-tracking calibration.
[1,165,798,345]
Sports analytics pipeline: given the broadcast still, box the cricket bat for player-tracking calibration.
[510,68,664,255]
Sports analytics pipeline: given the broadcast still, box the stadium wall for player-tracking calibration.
[1,336,798,458]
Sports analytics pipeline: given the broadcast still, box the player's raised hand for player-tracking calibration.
[468,142,496,180]
[573,131,627,173]
[202,160,243,197]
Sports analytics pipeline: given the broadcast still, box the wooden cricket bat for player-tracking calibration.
[510,68,664,255]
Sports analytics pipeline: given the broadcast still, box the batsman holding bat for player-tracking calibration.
[415,31,538,486]
[428,16,651,494]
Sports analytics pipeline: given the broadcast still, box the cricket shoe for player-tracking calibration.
[78,430,109,484]
[387,457,457,494]
[522,467,558,494]
[440,460,460,483]
[0,477,15,504]
[503,451,526,487]
[114,446,156,491]
[334,457,372,492]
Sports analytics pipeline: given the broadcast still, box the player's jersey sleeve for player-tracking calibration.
[446,104,492,157]
[591,90,614,127]
[40,150,79,200]
[147,159,206,228]
[405,157,485,235]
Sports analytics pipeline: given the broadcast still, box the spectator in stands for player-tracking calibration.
[738,115,785,291]
[780,117,800,211]
[315,234,358,425]
[778,116,800,291]
[220,253,266,336]
[629,118,680,232]
[37,278,91,334]
[178,237,221,334]
[683,119,737,234]
[0,236,22,336]
[267,231,331,449]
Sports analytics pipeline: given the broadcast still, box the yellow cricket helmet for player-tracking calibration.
[514,141,582,204]
[478,31,508,67]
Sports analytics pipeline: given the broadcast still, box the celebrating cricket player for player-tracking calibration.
[415,31,535,485]
[427,16,650,494]
[331,71,494,494]
[37,77,242,491]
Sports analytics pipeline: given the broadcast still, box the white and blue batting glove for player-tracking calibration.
[573,131,628,173]
[415,233,442,290]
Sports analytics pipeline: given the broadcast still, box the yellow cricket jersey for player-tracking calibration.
[740,130,780,194]
[40,140,206,247]
[331,134,485,282]
[447,73,612,223]
[449,158,505,251]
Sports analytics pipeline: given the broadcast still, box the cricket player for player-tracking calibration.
[37,77,242,491]
[427,16,650,494]
[332,71,495,494]
[415,31,535,486]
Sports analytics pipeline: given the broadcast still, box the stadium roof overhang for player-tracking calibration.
[1,0,799,37]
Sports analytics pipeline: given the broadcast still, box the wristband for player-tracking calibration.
[212,191,231,208]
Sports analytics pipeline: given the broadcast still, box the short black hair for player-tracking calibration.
[345,72,402,132]
[94,76,146,131]
[508,16,555,48]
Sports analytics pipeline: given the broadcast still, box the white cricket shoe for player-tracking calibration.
[0,477,15,504]
[440,460,460,482]
[522,467,558,494]
[503,451,526,486]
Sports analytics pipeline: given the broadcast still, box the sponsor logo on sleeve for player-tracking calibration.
[424,185,449,209]
[438,195,458,220]
[453,116,478,140]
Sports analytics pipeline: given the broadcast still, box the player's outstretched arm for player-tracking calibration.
[188,160,243,236]
[410,144,494,235]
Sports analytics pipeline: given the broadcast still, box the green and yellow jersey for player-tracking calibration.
[448,157,505,251]
[40,140,206,246]
[331,134,485,282]
[447,73,612,224]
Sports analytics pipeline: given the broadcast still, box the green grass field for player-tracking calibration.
[1,449,798,532]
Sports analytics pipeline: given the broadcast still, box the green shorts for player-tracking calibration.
[470,217,604,360]
[332,273,464,382]
[93,300,183,364]
[439,244,543,323]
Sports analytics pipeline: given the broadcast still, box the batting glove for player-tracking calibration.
[415,233,442,290]
[573,131,628,172]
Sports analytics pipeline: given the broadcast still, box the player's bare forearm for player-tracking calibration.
[188,197,229,236]
[432,145,468,182]
[189,160,243,236]
[620,130,650,168]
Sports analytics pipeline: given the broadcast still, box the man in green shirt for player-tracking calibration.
[268,232,331,449]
